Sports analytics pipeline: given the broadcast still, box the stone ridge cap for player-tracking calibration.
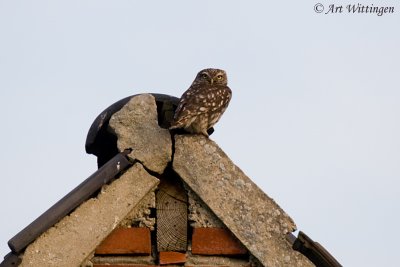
[85,93,180,155]
[175,135,297,228]
[172,135,342,267]
[172,135,314,267]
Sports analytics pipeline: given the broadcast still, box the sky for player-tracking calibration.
[0,1,399,266]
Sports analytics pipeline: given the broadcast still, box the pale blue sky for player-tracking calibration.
[1,1,399,266]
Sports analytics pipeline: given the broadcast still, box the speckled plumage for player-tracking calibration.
[170,68,232,136]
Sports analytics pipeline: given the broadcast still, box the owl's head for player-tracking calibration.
[193,68,228,86]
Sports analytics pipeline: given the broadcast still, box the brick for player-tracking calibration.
[186,266,250,267]
[95,227,151,255]
[159,251,186,265]
[93,265,160,267]
[93,265,183,267]
[191,228,247,255]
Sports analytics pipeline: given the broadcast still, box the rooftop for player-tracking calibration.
[1,94,341,267]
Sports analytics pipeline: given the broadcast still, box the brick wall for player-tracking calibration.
[89,226,251,267]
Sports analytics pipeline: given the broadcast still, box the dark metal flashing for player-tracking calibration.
[85,94,136,155]
[287,231,342,267]
[0,253,21,267]
[6,151,133,255]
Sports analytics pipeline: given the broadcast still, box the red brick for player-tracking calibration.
[186,266,250,267]
[159,251,186,265]
[191,228,247,255]
[95,227,151,255]
[93,265,183,267]
[93,265,160,267]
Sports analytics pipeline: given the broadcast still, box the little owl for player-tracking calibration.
[169,68,232,136]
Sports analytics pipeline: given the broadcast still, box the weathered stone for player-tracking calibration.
[249,255,264,267]
[186,254,250,266]
[108,94,172,174]
[20,163,159,267]
[121,191,156,230]
[185,185,224,228]
[88,255,155,265]
[173,135,314,267]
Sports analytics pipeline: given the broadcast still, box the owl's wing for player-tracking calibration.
[171,87,207,128]
[171,85,232,129]
[171,99,202,128]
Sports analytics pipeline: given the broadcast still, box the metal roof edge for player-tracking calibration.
[6,151,133,255]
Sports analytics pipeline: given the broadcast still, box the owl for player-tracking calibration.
[169,68,232,137]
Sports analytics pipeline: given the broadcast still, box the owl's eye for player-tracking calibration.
[216,75,223,80]
[201,73,208,79]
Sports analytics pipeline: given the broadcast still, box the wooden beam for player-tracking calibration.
[156,173,188,252]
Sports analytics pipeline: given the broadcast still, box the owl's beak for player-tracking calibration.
[210,79,214,85]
